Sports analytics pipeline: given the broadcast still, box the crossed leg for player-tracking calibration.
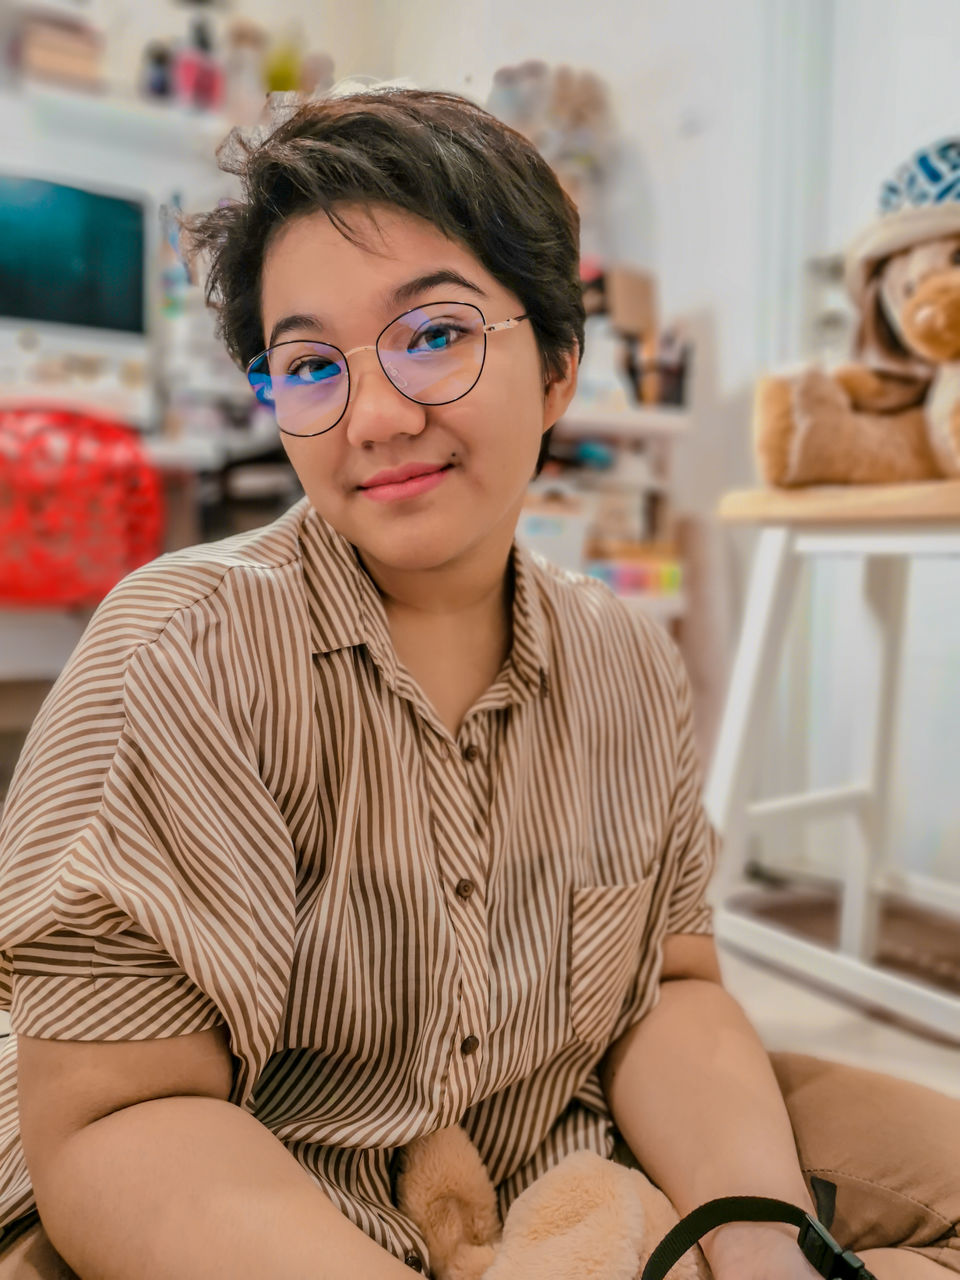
[769,1052,960,1280]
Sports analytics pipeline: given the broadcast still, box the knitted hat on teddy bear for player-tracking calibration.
[845,137,960,308]
[843,138,960,380]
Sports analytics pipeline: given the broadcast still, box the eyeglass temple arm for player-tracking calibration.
[483,313,530,334]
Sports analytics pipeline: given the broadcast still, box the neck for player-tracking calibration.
[356,526,516,631]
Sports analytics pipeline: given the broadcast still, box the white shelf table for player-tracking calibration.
[704,481,960,1042]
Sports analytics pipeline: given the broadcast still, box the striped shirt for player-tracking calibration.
[0,494,717,1272]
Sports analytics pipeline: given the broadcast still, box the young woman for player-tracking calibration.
[0,88,957,1280]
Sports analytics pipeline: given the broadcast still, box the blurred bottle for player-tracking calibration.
[224,18,267,126]
[300,50,335,97]
[635,328,690,406]
[159,194,191,316]
[173,15,223,111]
[264,22,302,94]
[141,40,173,99]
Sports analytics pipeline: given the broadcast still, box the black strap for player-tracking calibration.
[640,1191,878,1280]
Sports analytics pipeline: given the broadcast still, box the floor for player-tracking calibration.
[717,938,960,1099]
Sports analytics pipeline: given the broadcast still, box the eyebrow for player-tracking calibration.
[266,269,488,349]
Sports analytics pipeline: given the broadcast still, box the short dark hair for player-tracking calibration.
[182,87,584,477]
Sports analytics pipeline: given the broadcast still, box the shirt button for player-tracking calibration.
[463,743,479,762]
[460,1034,480,1056]
[404,1251,423,1271]
[455,878,475,901]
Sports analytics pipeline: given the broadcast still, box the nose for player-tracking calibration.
[342,346,426,448]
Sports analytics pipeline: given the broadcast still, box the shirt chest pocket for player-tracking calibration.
[568,876,656,1050]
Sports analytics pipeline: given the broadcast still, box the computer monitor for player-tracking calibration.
[0,173,146,335]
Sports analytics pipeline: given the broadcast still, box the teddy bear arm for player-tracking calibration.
[794,403,940,484]
[755,368,941,485]
[833,364,928,412]
[754,374,802,486]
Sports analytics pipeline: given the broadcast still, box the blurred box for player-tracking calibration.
[18,13,103,89]
[517,483,595,572]
[606,266,658,338]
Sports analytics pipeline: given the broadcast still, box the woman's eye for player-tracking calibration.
[951,246,960,266]
[288,357,340,382]
[409,323,465,352]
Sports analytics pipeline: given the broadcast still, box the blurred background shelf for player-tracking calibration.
[7,81,229,160]
[555,403,690,440]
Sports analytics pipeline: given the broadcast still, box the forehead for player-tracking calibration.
[260,205,496,317]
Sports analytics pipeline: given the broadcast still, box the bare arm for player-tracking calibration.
[18,1027,415,1280]
[599,936,818,1280]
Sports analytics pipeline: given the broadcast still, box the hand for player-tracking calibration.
[704,1221,825,1280]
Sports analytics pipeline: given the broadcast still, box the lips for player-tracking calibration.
[359,462,450,489]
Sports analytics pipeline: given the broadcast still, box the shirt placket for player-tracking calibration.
[423,714,493,1122]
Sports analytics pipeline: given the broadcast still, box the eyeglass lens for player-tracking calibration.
[247,301,488,437]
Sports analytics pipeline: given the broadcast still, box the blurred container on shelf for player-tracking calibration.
[264,21,302,94]
[583,538,684,598]
[300,49,335,97]
[487,60,615,264]
[140,38,173,99]
[582,446,656,543]
[606,265,657,339]
[574,313,635,412]
[159,193,192,315]
[629,326,691,407]
[223,17,268,125]
[12,2,105,91]
[171,14,223,111]
[517,480,595,573]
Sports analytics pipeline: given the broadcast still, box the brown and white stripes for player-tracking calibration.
[0,495,717,1270]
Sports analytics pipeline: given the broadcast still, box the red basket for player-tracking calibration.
[0,404,166,608]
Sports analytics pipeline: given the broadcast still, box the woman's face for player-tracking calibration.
[258,203,576,577]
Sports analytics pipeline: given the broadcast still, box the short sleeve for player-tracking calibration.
[658,643,720,938]
[0,580,295,1081]
[605,629,721,1046]
[0,653,223,1040]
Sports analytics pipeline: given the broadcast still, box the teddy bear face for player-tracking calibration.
[879,233,960,362]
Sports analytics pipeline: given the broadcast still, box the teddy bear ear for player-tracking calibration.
[852,265,934,383]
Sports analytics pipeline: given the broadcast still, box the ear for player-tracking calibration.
[542,347,579,433]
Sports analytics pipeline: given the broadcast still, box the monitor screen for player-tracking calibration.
[0,175,146,335]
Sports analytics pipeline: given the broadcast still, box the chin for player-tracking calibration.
[359,527,473,574]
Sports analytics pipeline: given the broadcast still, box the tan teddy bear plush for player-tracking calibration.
[755,137,960,486]
[394,1123,711,1280]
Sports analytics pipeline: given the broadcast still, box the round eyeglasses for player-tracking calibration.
[246,301,530,437]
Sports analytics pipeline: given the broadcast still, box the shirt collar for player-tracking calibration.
[298,499,550,701]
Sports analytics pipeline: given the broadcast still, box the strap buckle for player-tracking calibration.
[799,1214,875,1280]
